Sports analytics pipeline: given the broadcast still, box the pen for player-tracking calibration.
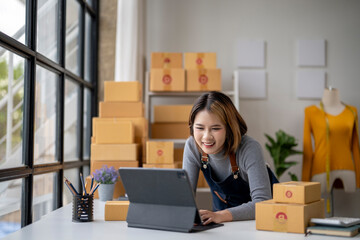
[64,177,79,195]
[80,173,86,195]
[90,175,94,190]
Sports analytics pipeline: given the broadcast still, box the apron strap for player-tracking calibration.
[201,151,240,179]
[229,153,240,179]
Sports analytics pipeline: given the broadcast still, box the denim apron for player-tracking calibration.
[200,152,278,211]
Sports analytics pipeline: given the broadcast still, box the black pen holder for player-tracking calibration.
[72,195,93,222]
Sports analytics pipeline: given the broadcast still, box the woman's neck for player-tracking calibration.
[321,88,345,115]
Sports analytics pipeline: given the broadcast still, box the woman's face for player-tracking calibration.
[193,110,226,155]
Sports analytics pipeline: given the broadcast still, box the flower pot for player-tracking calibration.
[98,183,115,201]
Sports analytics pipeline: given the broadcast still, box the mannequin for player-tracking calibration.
[302,87,360,215]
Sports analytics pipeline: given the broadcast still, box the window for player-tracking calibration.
[0,0,98,236]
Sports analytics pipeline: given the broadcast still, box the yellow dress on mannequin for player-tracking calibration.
[302,105,360,188]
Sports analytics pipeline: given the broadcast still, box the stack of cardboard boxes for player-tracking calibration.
[89,81,148,199]
[147,105,190,169]
[151,105,191,139]
[150,104,208,187]
[149,52,222,92]
[185,52,221,91]
[256,181,325,234]
[150,52,185,91]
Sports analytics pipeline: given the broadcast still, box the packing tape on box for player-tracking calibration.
[162,53,171,68]
[198,69,208,91]
[273,205,288,232]
[162,69,172,91]
[196,53,205,69]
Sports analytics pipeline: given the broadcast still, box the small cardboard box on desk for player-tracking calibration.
[105,201,130,221]
[256,181,324,234]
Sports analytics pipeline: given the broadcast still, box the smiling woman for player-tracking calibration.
[183,91,277,225]
[193,110,226,155]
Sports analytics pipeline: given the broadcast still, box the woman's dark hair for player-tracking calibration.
[189,91,247,156]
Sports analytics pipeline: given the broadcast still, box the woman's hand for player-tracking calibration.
[199,209,233,225]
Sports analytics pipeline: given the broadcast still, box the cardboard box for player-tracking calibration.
[140,136,148,164]
[256,199,325,234]
[150,69,185,91]
[104,81,142,102]
[151,123,190,139]
[154,105,192,123]
[146,141,174,164]
[184,52,216,69]
[186,69,221,91]
[90,160,139,174]
[89,161,139,199]
[99,102,144,118]
[151,52,182,69]
[105,201,130,221]
[91,144,139,161]
[93,117,148,140]
[174,148,184,163]
[273,181,321,204]
[143,162,182,169]
[94,121,134,144]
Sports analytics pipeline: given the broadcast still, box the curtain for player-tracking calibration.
[114,0,144,83]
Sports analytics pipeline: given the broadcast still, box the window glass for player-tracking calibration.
[34,65,58,164]
[0,47,25,169]
[84,13,92,82]
[0,1,26,44]
[0,179,21,238]
[66,0,80,75]
[37,0,59,63]
[86,0,93,8]
[63,168,80,206]
[83,88,91,159]
[33,173,55,222]
[83,165,90,179]
[64,79,80,162]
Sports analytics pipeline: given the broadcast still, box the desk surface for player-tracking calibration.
[3,200,360,240]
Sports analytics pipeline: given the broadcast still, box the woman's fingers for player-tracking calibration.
[203,217,213,225]
[199,209,214,224]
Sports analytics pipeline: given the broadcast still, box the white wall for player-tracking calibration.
[145,0,360,215]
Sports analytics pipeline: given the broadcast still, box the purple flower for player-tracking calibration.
[92,165,119,184]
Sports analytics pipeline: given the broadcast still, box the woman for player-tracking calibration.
[183,91,273,225]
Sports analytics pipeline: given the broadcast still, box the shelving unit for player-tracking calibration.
[144,72,239,147]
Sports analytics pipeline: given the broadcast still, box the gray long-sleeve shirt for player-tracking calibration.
[182,135,272,221]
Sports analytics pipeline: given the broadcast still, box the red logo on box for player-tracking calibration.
[275,212,288,224]
[162,75,172,84]
[164,58,171,63]
[198,75,208,85]
[285,190,293,198]
[196,58,203,65]
[157,150,163,156]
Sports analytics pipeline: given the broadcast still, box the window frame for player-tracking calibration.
[0,0,98,228]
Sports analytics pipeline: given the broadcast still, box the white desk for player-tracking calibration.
[3,200,360,240]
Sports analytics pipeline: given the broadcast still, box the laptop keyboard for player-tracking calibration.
[191,222,224,232]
